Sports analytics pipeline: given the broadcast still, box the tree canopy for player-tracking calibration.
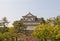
[33,24,60,41]
[13,21,27,33]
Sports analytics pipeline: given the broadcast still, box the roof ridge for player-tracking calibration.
[26,12,34,16]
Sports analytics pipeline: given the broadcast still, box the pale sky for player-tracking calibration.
[0,0,60,26]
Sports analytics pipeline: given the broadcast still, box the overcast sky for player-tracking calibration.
[0,0,60,26]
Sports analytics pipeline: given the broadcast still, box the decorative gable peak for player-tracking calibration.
[26,12,34,16]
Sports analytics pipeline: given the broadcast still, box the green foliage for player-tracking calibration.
[3,27,20,41]
[13,21,27,32]
[0,33,4,41]
[47,17,60,25]
[8,27,18,33]
[40,17,46,24]
[3,32,11,39]
[8,27,18,38]
[33,24,60,41]
[0,27,9,33]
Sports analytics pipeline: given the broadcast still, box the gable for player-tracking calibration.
[26,12,33,16]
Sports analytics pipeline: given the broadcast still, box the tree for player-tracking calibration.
[0,33,4,41]
[40,17,46,24]
[53,25,60,41]
[2,17,9,27]
[0,27,9,33]
[33,24,60,41]
[13,21,27,33]
[3,27,18,41]
[54,17,60,25]
[3,32,11,41]
[8,27,18,41]
[47,17,60,26]
[33,24,49,41]
[8,27,26,41]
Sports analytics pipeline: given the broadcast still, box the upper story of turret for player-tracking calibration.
[20,12,40,23]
